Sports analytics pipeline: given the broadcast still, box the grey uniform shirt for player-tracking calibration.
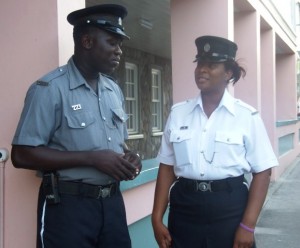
[12,57,128,185]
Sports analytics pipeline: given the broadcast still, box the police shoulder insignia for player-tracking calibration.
[251,111,259,116]
[171,100,189,110]
[236,99,258,115]
[36,80,49,86]
[39,66,66,83]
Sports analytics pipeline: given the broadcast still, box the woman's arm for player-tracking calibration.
[152,163,176,248]
[233,168,271,248]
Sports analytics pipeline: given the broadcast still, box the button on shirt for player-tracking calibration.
[12,57,128,184]
[157,90,278,180]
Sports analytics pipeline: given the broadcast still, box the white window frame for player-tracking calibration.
[125,62,139,134]
[151,68,163,132]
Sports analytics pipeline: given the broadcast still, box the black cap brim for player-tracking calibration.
[67,4,127,25]
[67,4,129,39]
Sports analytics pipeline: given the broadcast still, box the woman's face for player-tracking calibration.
[194,61,232,94]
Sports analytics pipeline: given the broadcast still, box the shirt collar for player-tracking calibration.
[67,57,113,92]
[195,89,235,116]
[218,90,235,115]
[68,57,88,89]
[98,74,114,92]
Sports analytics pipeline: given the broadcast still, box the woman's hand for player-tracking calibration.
[153,221,172,248]
[233,226,255,248]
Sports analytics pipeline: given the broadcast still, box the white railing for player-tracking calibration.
[0,148,8,248]
[0,161,5,248]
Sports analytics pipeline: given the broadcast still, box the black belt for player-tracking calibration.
[58,181,118,199]
[179,175,244,193]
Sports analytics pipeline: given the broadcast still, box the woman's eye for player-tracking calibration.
[197,62,219,69]
[209,63,218,69]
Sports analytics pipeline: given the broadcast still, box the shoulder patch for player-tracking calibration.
[236,99,258,115]
[36,80,49,86]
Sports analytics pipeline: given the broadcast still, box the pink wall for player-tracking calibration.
[234,10,260,109]
[171,0,232,103]
[0,1,58,247]
[260,28,277,151]
[276,53,297,120]
[123,181,156,225]
[276,123,300,180]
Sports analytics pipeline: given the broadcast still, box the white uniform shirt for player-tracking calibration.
[157,90,278,180]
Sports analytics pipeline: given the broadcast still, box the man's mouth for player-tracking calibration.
[111,58,120,64]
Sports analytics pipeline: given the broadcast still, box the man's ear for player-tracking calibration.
[81,34,93,49]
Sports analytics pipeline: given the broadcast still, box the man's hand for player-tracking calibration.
[121,143,142,179]
[90,149,138,181]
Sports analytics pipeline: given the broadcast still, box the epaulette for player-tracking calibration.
[37,66,67,85]
[236,99,259,115]
[101,73,118,83]
[171,100,190,110]
[36,80,49,86]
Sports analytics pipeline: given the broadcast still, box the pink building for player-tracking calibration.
[1,0,299,247]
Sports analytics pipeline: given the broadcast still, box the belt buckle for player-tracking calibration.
[97,185,111,199]
[197,182,212,192]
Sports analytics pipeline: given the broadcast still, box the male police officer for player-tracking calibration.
[11,4,141,248]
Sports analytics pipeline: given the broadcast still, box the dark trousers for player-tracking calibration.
[168,180,253,248]
[36,184,131,248]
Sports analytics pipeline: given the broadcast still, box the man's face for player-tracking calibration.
[87,28,123,75]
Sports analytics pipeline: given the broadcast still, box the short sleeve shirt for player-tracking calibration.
[157,90,278,180]
[12,57,128,184]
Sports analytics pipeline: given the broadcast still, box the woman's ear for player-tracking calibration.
[225,70,233,81]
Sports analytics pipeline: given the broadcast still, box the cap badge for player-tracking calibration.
[204,43,210,53]
[118,17,122,25]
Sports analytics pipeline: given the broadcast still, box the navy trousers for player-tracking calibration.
[36,184,131,248]
[168,180,254,248]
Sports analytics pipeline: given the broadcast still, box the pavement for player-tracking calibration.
[255,155,300,248]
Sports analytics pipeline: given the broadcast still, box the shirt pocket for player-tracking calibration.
[169,129,193,166]
[214,131,245,166]
[65,111,95,129]
[107,108,128,129]
[215,132,243,145]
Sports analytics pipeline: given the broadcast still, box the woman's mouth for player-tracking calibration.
[197,76,209,83]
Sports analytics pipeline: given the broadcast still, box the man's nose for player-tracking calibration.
[116,45,122,55]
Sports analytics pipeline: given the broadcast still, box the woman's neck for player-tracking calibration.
[201,89,225,118]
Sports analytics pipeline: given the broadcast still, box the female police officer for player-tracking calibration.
[152,36,278,248]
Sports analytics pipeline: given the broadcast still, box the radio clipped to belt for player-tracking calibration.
[42,171,61,205]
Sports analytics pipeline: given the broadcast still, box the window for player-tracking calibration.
[151,68,162,132]
[125,62,139,134]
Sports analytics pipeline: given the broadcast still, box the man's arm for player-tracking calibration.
[11,145,137,181]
